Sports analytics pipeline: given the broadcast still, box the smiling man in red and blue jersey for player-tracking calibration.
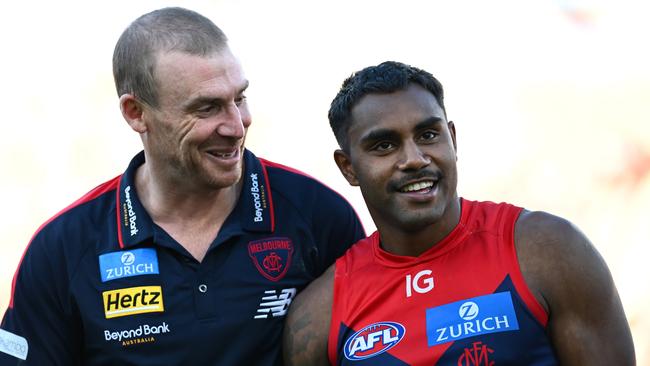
[0,7,364,365]
[283,61,635,365]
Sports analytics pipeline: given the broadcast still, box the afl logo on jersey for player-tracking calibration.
[343,322,406,361]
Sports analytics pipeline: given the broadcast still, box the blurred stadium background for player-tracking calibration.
[1,0,648,362]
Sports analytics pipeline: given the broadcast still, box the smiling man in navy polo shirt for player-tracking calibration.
[0,7,364,365]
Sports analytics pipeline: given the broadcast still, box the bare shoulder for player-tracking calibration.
[514,210,592,304]
[283,264,335,366]
[514,209,635,364]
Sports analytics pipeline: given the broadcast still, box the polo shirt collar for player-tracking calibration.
[238,149,275,233]
[116,149,275,249]
[117,151,154,249]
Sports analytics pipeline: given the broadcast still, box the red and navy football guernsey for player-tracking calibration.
[0,150,365,365]
[329,199,558,365]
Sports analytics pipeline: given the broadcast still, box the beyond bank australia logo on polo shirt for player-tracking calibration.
[425,292,519,346]
[99,248,159,282]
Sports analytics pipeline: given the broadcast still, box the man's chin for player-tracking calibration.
[392,205,446,231]
[203,168,243,190]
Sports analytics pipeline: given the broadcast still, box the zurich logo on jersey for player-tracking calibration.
[425,291,519,346]
[343,321,406,361]
[99,248,159,282]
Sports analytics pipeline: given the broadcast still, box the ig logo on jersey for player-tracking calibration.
[343,322,405,361]
[405,269,434,297]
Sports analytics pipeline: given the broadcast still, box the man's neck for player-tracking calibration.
[378,197,461,257]
[134,163,242,262]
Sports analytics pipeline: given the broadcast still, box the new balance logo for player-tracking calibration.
[254,288,296,319]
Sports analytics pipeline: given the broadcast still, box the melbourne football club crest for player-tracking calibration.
[248,237,294,281]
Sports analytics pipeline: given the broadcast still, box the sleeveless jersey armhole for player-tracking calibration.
[328,257,346,365]
[500,205,549,327]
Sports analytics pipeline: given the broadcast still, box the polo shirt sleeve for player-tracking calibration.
[0,227,82,365]
[311,189,366,274]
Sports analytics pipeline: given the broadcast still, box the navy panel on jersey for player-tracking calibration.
[435,276,558,365]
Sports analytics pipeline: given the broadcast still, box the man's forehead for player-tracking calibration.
[153,49,247,101]
[153,48,240,77]
[350,85,445,128]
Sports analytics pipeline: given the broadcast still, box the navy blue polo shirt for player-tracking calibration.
[0,150,365,365]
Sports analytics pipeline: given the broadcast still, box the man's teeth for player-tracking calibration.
[213,151,236,158]
[401,181,434,192]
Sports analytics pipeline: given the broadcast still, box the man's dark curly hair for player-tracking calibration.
[328,61,446,152]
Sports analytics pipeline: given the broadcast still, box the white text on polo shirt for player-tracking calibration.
[123,186,138,236]
[106,263,155,280]
[106,263,154,280]
[102,286,164,319]
[104,322,170,342]
[250,173,265,222]
[0,329,28,360]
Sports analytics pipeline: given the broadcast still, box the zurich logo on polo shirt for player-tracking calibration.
[425,291,519,346]
[99,248,159,282]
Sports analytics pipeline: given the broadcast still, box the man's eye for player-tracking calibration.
[235,95,247,106]
[197,105,218,114]
[420,130,438,141]
[374,142,394,151]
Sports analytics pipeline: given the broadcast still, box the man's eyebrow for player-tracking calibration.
[184,96,221,111]
[184,80,250,111]
[359,128,400,145]
[238,80,250,95]
[359,116,444,145]
[414,116,444,130]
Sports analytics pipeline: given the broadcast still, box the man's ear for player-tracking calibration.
[119,94,147,133]
[334,149,359,186]
[448,120,458,156]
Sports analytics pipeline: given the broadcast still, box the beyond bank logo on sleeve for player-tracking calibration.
[99,248,159,282]
[425,292,519,346]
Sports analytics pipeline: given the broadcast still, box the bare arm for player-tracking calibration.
[515,210,635,365]
[283,265,334,366]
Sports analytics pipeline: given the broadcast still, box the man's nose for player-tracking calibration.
[396,141,431,171]
[216,103,245,139]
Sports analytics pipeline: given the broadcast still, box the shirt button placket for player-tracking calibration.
[195,274,218,319]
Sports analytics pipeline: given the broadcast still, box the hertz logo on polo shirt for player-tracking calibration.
[102,286,164,319]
